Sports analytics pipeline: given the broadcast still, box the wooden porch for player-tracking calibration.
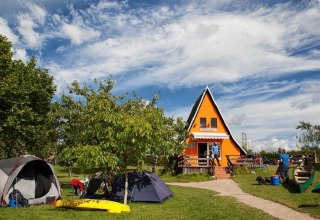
[178,155,230,178]
[178,154,268,178]
[178,155,214,174]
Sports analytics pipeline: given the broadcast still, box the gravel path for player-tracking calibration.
[168,179,318,220]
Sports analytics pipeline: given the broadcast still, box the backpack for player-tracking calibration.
[256,176,271,185]
[9,189,29,207]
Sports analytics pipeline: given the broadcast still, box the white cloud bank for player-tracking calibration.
[46,1,320,93]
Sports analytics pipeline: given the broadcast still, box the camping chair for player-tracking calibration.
[80,173,110,199]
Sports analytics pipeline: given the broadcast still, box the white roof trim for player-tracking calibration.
[190,132,229,140]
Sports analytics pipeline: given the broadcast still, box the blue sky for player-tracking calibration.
[1,0,320,152]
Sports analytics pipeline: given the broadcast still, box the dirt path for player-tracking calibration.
[168,179,318,220]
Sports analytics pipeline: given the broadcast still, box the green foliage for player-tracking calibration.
[57,78,185,173]
[56,78,187,204]
[258,151,279,163]
[0,35,56,158]
[296,121,320,149]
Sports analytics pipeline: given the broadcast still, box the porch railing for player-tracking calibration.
[178,155,211,167]
[178,155,214,175]
[226,155,265,176]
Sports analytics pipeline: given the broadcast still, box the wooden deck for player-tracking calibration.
[178,155,214,175]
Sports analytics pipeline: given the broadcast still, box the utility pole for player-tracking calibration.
[242,132,247,151]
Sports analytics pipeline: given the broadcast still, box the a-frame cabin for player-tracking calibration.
[182,86,246,174]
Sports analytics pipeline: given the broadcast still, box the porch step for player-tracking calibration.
[214,167,231,179]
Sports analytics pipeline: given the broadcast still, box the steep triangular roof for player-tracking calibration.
[186,86,246,154]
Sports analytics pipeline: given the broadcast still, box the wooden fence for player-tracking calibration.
[226,155,265,176]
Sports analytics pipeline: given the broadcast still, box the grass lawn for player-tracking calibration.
[0,166,277,220]
[160,172,212,182]
[1,186,278,220]
[233,163,320,219]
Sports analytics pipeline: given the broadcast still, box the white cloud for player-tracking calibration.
[53,2,319,93]
[2,1,320,89]
[93,0,125,10]
[219,80,320,152]
[17,14,42,48]
[165,105,193,119]
[0,17,19,43]
[13,48,28,62]
[228,114,247,127]
[60,23,101,45]
[56,45,65,53]
[25,2,47,24]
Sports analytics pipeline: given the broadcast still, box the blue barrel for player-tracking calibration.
[271,175,280,185]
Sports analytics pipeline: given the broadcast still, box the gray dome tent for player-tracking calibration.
[0,155,61,206]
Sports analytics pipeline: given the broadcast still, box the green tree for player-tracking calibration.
[296,121,320,149]
[0,35,56,158]
[59,79,120,172]
[59,79,184,204]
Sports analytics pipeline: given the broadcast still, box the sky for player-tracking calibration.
[1,0,320,152]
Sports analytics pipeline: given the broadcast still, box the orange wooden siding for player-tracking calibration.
[184,89,243,167]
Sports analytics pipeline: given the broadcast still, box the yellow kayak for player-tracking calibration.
[54,199,130,213]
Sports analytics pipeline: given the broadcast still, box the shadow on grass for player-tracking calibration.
[251,181,300,194]
[298,204,320,208]
[281,180,300,193]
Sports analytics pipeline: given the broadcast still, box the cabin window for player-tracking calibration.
[200,118,206,128]
[211,118,217,128]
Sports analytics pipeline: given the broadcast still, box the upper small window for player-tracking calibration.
[200,118,206,128]
[211,118,217,128]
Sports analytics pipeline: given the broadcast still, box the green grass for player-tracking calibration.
[160,172,212,182]
[1,186,277,220]
[233,164,320,219]
[0,166,278,220]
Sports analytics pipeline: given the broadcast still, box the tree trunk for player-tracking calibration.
[123,156,128,205]
[152,156,158,173]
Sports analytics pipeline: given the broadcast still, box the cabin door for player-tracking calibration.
[198,143,208,166]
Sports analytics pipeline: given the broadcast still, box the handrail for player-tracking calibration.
[178,155,215,175]
[226,155,236,176]
[178,155,211,167]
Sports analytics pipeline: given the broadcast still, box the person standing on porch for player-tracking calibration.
[211,142,221,166]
